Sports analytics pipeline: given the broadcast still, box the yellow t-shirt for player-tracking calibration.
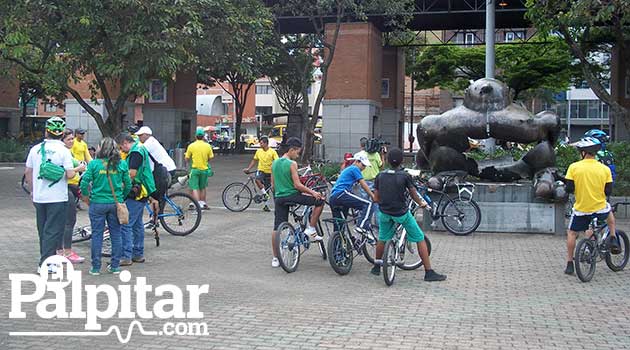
[254,148,279,174]
[71,139,92,162]
[566,158,612,213]
[68,158,80,186]
[185,140,214,170]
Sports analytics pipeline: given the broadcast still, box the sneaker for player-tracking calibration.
[354,227,367,235]
[107,265,121,274]
[564,261,575,275]
[200,202,210,210]
[132,256,145,263]
[370,265,381,276]
[89,268,101,276]
[262,205,271,212]
[37,263,58,274]
[607,236,622,255]
[119,259,133,266]
[304,226,322,241]
[424,269,447,282]
[66,251,85,264]
[271,257,280,268]
[177,175,188,186]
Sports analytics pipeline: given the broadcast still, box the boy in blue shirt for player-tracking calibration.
[329,152,376,234]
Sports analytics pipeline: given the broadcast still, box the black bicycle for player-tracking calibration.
[222,170,272,212]
[412,170,481,236]
[574,202,630,282]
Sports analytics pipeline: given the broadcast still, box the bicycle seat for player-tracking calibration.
[437,170,468,179]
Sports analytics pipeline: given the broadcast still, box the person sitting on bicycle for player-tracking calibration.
[271,137,325,268]
[370,147,446,281]
[329,152,376,235]
[243,136,278,212]
[564,137,620,275]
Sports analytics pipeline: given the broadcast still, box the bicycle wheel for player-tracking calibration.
[398,235,432,271]
[441,198,481,236]
[605,230,629,272]
[316,221,327,260]
[361,233,377,264]
[101,233,112,257]
[159,192,202,236]
[222,182,252,212]
[72,226,92,243]
[575,238,597,282]
[327,231,353,275]
[382,240,397,286]
[274,222,300,273]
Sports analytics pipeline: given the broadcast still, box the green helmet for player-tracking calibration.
[45,117,66,136]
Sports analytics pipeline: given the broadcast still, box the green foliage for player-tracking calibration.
[554,144,581,174]
[0,139,28,162]
[408,36,579,100]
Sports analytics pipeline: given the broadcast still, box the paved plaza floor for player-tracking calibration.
[0,155,629,349]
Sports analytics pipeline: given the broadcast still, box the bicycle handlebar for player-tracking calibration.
[612,202,630,213]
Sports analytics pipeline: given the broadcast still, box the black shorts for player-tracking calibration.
[569,211,610,232]
[255,171,271,188]
[274,193,324,230]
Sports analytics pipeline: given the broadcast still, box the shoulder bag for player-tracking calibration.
[105,162,129,225]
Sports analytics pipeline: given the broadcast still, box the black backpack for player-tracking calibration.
[365,138,381,154]
[147,152,169,197]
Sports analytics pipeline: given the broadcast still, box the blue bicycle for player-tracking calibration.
[146,191,202,246]
[274,202,327,273]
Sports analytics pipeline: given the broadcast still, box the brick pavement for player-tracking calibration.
[0,156,629,349]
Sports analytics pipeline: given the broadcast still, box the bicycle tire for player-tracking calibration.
[441,198,481,236]
[605,230,629,272]
[398,235,432,271]
[222,182,253,212]
[362,237,376,264]
[159,192,202,236]
[274,222,300,273]
[72,226,92,243]
[382,240,397,286]
[327,231,353,275]
[575,238,597,282]
[316,221,327,260]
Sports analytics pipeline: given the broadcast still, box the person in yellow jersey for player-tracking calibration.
[71,128,92,162]
[243,136,278,212]
[564,137,620,275]
[185,128,214,210]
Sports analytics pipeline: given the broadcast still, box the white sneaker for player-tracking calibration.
[177,175,188,185]
[37,263,58,274]
[271,257,280,268]
[304,226,317,236]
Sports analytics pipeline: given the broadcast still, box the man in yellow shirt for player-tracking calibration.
[185,128,214,210]
[564,137,619,275]
[243,136,278,211]
[71,129,92,162]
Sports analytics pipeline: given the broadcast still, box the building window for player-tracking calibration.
[44,104,57,112]
[255,85,273,95]
[381,79,390,99]
[255,106,272,116]
[148,80,167,103]
[504,30,525,42]
[465,33,475,46]
[505,32,515,42]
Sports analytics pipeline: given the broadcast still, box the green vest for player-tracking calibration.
[129,141,156,196]
[272,157,299,198]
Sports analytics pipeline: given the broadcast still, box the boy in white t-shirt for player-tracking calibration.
[24,117,76,272]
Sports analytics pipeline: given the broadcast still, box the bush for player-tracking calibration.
[0,139,28,163]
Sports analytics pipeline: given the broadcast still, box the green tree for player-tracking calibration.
[270,0,414,161]
[197,0,277,151]
[408,37,579,101]
[1,0,208,137]
[526,0,630,130]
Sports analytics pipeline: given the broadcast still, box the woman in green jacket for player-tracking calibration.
[80,137,131,275]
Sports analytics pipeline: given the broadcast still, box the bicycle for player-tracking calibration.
[411,170,481,236]
[574,202,630,282]
[222,170,272,212]
[381,198,433,286]
[323,206,378,276]
[274,201,327,273]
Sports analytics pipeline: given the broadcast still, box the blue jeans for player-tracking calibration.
[122,199,145,260]
[358,180,380,225]
[89,203,122,270]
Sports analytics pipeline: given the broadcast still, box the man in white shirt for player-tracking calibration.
[24,117,76,271]
[134,126,177,173]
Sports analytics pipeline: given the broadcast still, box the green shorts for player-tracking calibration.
[189,168,209,190]
[378,211,425,242]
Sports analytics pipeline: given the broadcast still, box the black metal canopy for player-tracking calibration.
[267,0,529,33]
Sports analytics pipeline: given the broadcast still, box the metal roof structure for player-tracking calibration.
[267,0,529,33]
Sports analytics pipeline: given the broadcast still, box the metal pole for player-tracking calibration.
[410,76,415,153]
[567,90,571,141]
[485,0,495,79]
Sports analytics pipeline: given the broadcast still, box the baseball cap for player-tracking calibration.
[286,137,302,148]
[387,147,403,167]
[195,127,205,136]
[75,128,86,134]
[135,126,153,135]
[349,151,371,167]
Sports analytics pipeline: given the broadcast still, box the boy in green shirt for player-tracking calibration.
[270,137,324,268]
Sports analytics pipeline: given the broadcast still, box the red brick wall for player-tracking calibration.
[325,22,383,101]
[0,77,19,109]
